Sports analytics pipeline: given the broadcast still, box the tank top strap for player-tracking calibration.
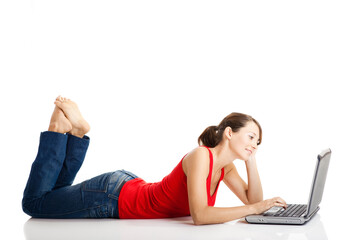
[199,145,225,182]
[201,145,213,172]
[198,146,225,204]
[220,165,224,180]
[199,145,213,174]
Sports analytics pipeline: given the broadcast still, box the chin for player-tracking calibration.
[237,154,249,161]
[238,152,250,162]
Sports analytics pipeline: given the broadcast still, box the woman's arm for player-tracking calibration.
[222,163,250,204]
[184,148,286,225]
[223,152,263,205]
[185,148,253,225]
[191,198,287,225]
[245,156,263,203]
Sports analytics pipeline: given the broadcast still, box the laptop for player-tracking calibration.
[246,148,331,225]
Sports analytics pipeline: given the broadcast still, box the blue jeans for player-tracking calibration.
[22,131,138,218]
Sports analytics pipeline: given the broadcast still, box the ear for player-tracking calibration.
[224,126,233,140]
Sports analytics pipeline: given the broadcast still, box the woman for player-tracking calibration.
[22,96,287,225]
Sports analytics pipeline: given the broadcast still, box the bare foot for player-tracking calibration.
[48,106,72,134]
[54,96,90,138]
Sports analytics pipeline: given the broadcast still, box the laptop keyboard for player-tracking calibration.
[264,204,307,217]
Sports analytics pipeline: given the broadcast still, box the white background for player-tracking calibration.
[1,0,359,239]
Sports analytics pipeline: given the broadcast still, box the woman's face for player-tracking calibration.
[228,121,260,161]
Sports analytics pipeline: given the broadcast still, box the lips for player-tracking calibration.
[246,149,252,154]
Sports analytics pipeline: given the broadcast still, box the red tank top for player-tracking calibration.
[118,146,224,219]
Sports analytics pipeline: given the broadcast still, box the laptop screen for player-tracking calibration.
[306,149,331,217]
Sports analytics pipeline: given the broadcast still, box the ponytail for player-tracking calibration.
[197,125,220,148]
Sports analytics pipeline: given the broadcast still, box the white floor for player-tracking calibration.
[23,214,330,240]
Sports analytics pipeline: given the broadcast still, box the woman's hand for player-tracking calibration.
[247,147,258,162]
[251,197,287,215]
[244,146,263,204]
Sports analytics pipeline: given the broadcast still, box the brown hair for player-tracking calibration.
[198,112,262,148]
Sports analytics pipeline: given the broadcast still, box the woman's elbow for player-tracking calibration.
[247,197,263,205]
[193,219,203,226]
[244,191,263,204]
[191,211,208,225]
[193,218,207,226]
[191,213,203,225]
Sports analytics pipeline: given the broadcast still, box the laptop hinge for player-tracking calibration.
[304,206,320,219]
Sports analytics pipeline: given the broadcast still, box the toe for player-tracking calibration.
[54,100,62,106]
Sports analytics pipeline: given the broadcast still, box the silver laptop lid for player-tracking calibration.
[306,148,331,217]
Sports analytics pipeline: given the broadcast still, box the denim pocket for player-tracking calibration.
[82,172,112,193]
[107,170,138,200]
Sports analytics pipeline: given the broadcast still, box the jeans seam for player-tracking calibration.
[82,173,111,192]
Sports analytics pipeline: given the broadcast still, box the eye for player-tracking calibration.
[249,135,254,140]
